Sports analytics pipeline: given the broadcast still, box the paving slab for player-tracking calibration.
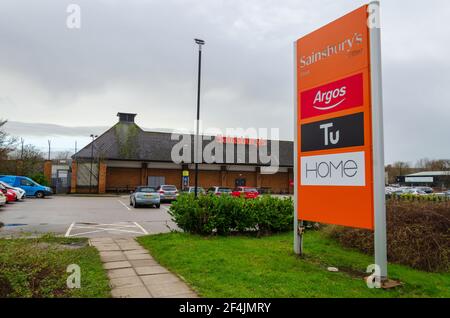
[123,248,149,256]
[100,251,127,262]
[130,259,159,267]
[110,276,144,289]
[111,286,151,298]
[145,281,194,298]
[117,243,142,250]
[90,237,115,244]
[126,253,153,260]
[93,243,121,251]
[107,268,137,279]
[103,261,132,270]
[135,265,169,275]
[140,273,182,285]
[91,237,198,298]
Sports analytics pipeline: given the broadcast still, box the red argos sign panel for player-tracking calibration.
[300,73,364,119]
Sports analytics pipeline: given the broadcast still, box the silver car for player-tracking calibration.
[130,186,160,208]
[186,186,206,195]
[156,185,179,202]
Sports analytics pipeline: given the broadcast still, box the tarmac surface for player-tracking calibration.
[0,195,177,238]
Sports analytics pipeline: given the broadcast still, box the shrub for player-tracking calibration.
[28,173,49,186]
[169,194,293,236]
[326,200,450,272]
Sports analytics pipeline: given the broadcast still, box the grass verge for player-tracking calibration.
[137,231,449,298]
[0,235,111,298]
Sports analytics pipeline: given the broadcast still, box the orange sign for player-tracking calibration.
[296,5,374,230]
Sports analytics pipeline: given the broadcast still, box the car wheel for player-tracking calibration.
[156,204,160,208]
[130,199,133,206]
[35,191,45,199]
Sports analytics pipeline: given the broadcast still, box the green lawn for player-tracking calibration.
[137,231,450,298]
[0,235,111,298]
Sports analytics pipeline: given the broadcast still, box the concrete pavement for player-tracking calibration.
[91,237,198,298]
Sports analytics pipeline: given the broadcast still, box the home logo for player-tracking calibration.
[301,151,366,186]
[300,73,363,119]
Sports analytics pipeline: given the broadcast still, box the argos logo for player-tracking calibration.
[313,87,347,110]
[301,73,363,119]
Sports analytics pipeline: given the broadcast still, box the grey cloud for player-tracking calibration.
[0,0,449,164]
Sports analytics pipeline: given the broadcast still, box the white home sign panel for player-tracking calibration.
[300,151,366,186]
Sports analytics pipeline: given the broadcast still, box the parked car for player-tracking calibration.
[415,186,434,194]
[0,184,17,203]
[0,181,26,201]
[185,186,206,195]
[0,192,6,206]
[403,188,427,195]
[0,175,52,198]
[207,186,232,196]
[232,187,259,199]
[156,185,178,202]
[130,186,160,208]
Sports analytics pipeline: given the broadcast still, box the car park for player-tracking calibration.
[0,175,52,198]
[207,186,232,196]
[231,187,259,199]
[130,186,161,208]
[156,185,179,202]
[185,186,206,195]
[0,181,26,200]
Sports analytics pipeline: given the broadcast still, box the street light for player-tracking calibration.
[89,134,98,193]
[194,38,205,198]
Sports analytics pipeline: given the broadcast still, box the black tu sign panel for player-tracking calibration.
[301,112,364,152]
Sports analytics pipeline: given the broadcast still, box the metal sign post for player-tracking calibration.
[369,1,388,281]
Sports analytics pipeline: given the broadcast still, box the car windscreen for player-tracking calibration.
[162,186,177,191]
[244,188,257,192]
[137,187,156,193]
[218,188,231,192]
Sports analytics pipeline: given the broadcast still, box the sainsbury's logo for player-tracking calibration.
[300,73,363,119]
[300,32,363,69]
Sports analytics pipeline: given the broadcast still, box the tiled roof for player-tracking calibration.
[73,122,294,167]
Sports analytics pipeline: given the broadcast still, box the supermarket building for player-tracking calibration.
[71,113,294,194]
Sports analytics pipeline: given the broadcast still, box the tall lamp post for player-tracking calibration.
[89,134,98,193]
[194,38,205,198]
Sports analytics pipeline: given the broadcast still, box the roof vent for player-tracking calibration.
[117,112,137,123]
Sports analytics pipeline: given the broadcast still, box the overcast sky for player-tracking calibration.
[1,0,449,164]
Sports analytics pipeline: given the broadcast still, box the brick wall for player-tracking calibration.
[103,165,290,194]
[106,167,141,191]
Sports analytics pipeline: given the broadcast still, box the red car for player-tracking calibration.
[231,187,259,199]
[0,185,17,203]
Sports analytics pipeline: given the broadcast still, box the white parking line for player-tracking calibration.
[64,221,148,237]
[118,200,131,211]
[134,222,149,235]
[65,222,75,237]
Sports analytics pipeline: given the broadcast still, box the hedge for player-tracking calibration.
[169,194,293,236]
[326,199,450,272]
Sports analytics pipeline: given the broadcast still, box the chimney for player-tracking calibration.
[117,112,137,123]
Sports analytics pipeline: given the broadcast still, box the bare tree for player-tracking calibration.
[0,119,17,159]
[54,151,72,160]
[416,158,450,171]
